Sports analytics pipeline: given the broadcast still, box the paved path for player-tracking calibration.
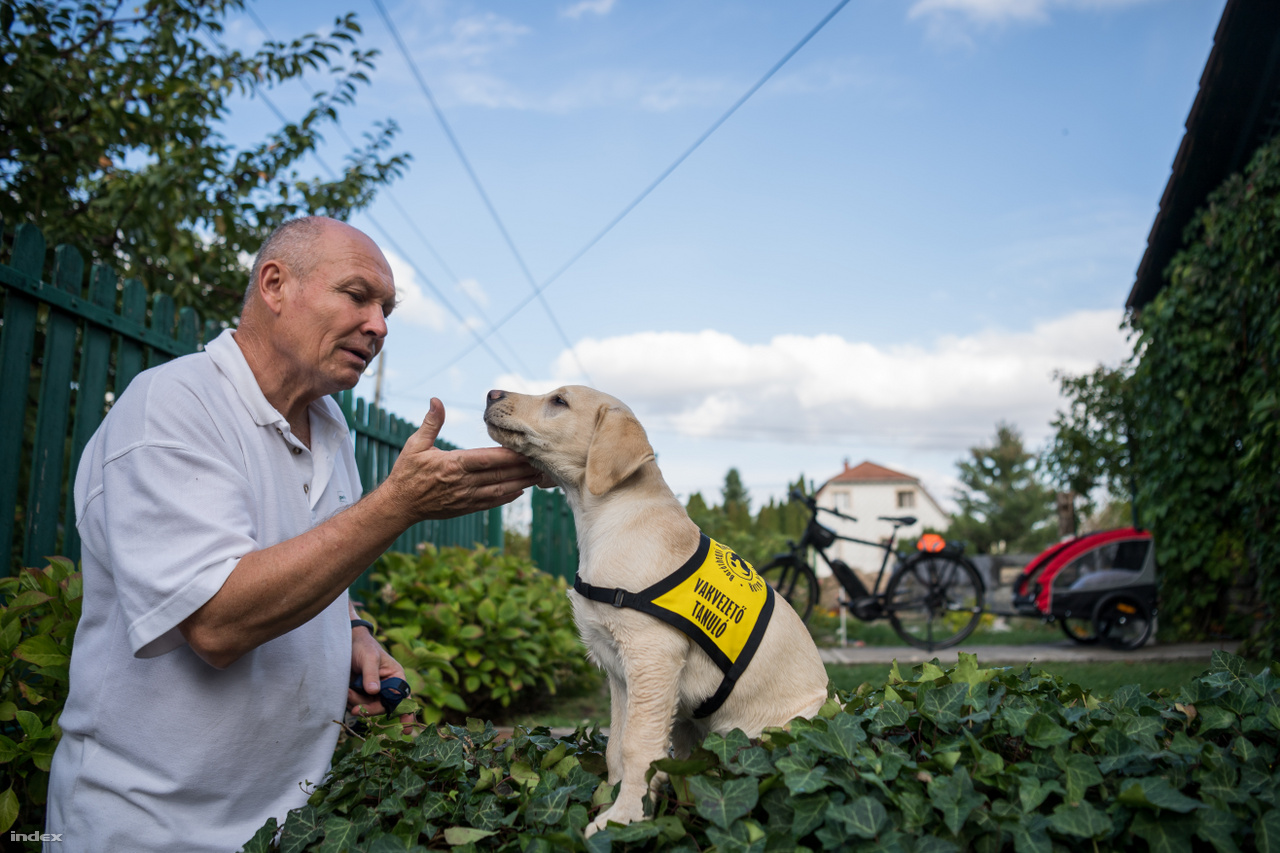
[818,639,1240,667]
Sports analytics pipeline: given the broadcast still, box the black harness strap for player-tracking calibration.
[572,533,775,718]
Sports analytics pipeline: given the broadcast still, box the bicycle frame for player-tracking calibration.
[804,506,902,602]
[763,491,987,650]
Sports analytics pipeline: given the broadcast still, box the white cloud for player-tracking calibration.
[384,250,449,331]
[458,277,490,308]
[908,0,1162,33]
[561,0,617,20]
[423,13,531,65]
[437,68,727,113]
[494,308,1131,451]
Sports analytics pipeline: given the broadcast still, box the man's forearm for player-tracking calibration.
[179,486,413,668]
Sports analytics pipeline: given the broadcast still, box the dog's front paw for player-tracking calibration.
[585,800,647,837]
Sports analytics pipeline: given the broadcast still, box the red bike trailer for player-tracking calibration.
[1009,527,1158,650]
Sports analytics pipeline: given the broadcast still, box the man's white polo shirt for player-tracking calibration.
[47,329,363,853]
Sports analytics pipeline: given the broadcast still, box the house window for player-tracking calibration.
[896,490,915,509]
[834,492,850,511]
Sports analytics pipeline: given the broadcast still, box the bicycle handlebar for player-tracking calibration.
[788,488,859,523]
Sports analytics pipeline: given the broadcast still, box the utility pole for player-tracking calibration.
[373,351,385,408]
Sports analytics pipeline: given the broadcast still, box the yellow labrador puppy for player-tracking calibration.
[484,386,828,836]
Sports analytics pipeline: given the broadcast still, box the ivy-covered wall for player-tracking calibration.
[1129,133,1280,656]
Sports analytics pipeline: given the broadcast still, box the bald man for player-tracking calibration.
[45,217,543,852]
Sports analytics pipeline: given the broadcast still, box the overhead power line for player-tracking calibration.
[369,0,593,384]
[242,4,533,377]
[423,0,854,378]
[238,70,515,375]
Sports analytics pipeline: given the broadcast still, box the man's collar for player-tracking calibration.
[205,329,352,436]
[205,329,284,427]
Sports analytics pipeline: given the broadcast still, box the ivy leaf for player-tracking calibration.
[1118,777,1204,813]
[365,835,413,853]
[707,819,766,853]
[780,762,828,795]
[315,816,360,853]
[463,793,503,831]
[590,781,615,809]
[790,792,829,837]
[443,826,497,845]
[840,795,889,839]
[1023,713,1072,748]
[919,661,948,681]
[1196,807,1244,853]
[1007,813,1051,853]
[1092,727,1147,773]
[952,652,997,695]
[526,785,572,826]
[279,803,325,853]
[802,712,867,760]
[1256,808,1280,853]
[419,791,452,822]
[918,681,968,729]
[240,816,278,853]
[1048,801,1109,838]
[1196,763,1243,806]
[1131,812,1195,853]
[928,767,986,835]
[651,756,715,776]
[731,745,774,776]
[1000,699,1037,736]
[1210,651,1248,681]
[913,834,961,853]
[609,819,665,843]
[509,760,540,788]
[688,775,758,829]
[874,700,910,733]
[704,729,752,765]
[394,767,426,799]
[1054,752,1102,803]
[1198,705,1236,732]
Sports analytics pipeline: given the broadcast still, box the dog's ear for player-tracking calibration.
[585,405,656,496]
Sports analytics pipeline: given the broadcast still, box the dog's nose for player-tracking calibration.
[486,389,506,409]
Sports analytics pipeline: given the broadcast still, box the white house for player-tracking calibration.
[813,460,950,579]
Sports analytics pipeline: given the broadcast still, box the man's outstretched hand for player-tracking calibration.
[378,398,543,524]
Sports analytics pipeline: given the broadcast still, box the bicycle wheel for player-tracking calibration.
[884,554,984,651]
[1092,594,1154,651]
[759,558,818,623]
[1060,616,1100,645]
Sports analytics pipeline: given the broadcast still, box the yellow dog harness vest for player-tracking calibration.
[573,533,775,718]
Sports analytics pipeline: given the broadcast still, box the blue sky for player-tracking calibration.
[227,0,1225,516]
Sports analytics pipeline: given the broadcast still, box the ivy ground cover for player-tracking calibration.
[243,650,1280,852]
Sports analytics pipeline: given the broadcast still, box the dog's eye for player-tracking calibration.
[552,395,569,407]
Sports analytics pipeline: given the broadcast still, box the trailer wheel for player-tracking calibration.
[1092,594,1153,651]
[1059,615,1099,645]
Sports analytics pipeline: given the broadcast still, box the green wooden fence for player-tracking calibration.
[0,218,500,582]
[531,487,578,582]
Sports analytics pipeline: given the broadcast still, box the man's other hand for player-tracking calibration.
[378,398,542,524]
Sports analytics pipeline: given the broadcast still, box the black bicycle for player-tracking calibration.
[759,490,986,651]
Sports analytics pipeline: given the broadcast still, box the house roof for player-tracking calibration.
[1128,0,1280,311]
[823,460,916,484]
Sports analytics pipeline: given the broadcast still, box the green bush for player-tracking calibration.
[0,558,80,835]
[244,651,1280,852]
[358,546,601,726]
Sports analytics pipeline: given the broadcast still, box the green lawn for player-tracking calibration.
[825,658,1221,697]
[806,609,1071,648]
